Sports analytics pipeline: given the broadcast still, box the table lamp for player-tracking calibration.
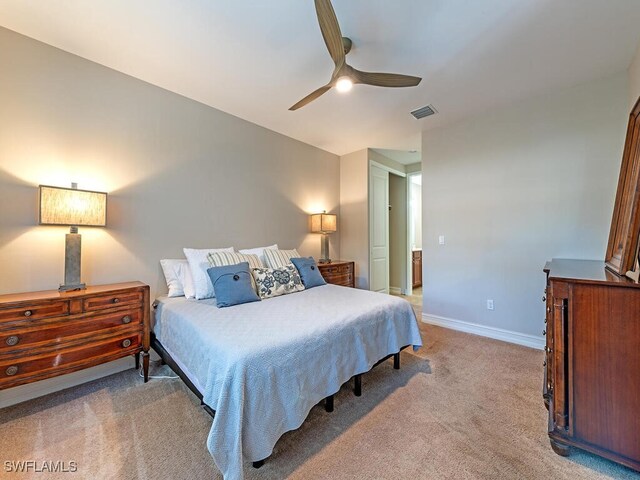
[39,183,107,291]
[310,211,337,264]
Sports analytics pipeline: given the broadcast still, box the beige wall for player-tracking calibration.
[409,176,422,249]
[368,149,406,174]
[0,27,340,299]
[628,39,640,110]
[339,149,369,288]
[405,162,422,174]
[421,74,628,338]
[389,173,407,292]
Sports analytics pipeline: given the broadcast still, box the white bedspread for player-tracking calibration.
[154,284,422,480]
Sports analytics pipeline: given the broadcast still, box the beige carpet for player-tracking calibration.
[1,321,638,480]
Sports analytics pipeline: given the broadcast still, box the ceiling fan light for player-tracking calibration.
[336,76,353,93]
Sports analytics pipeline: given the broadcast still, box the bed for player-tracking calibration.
[152,283,422,480]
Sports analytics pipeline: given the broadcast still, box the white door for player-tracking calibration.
[369,164,389,293]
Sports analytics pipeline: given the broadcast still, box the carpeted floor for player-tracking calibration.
[1,320,638,480]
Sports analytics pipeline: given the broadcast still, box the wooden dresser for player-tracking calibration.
[317,260,355,288]
[543,259,640,471]
[0,282,150,390]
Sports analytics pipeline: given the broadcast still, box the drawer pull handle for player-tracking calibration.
[24,310,32,317]
[122,339,132,348]
[113,298,120,304]
[5,366,18,376]
[5,336,19,346]
[122,315,132,324]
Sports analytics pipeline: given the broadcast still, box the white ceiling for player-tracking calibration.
[1,0,640,156]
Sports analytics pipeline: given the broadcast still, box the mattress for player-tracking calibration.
[154,284,422,480]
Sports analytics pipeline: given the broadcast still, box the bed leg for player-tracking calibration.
[142,352,150,382]
[252,460,265,469]
[393,352,400,370]
[354,374,362,396]
[325,394,334,412]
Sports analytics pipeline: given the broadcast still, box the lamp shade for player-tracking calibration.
[39,185,107,227]
[310,212,337,234]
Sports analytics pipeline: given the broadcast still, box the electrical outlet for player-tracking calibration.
[438,235,445,245]
[487,299,494,310]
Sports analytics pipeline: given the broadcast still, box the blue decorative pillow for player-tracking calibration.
[206,262,260,308]
[251,265,305,299]
[291,257,326,289]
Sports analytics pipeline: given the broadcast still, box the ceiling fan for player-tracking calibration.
[289,0,422,111]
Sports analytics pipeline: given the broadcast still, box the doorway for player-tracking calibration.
[369,160,409,296]
[367,154,422,309]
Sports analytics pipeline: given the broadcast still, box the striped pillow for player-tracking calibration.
[207,251,263,269]
[263,249,301,268]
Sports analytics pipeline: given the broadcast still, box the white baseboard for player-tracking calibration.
[0,357,134,409]
[421,313,545,350]
[389,286,402,295]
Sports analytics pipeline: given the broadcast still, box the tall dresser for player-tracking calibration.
[543,259,640,471]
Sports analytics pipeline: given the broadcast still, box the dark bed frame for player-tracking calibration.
[150,331,408,469]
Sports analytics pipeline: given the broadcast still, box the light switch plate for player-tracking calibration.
[438,235,445,245]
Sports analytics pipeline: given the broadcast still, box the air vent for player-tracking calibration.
[411,104,438,119]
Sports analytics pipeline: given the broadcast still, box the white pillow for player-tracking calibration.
[182,265,195,299]
[238,244,278,266]
[160,259,194,298]
[183,247,234,300]
[263,248,301,268]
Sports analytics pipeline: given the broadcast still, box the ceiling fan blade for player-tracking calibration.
[352,69,422,87]
[314,0,345,65]
[289,85,332,111]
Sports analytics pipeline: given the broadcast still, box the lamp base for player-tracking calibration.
[62,231,85,292]
[59,283,86,292]
[319,233,332,264]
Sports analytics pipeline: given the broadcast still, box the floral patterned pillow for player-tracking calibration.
[251,265,305,299]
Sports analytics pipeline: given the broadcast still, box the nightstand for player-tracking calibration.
[317,260,355,288]
[0,282,150,390]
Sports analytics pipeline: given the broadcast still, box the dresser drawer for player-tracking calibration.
[0,309,141,353]
[0,301,69,323]
[321,263,353,276]
[330,273,354,286]
[0,332,142,387]
[83,291,143,311]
